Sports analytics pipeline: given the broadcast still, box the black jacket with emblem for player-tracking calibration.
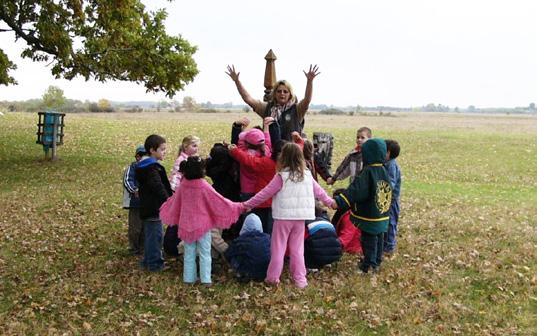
[334,138,392,234]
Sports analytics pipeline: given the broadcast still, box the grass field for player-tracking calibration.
[0,111,536,335]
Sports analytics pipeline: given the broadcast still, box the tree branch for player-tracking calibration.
[0,6,58,56]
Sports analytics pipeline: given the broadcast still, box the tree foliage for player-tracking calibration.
[0,1,198,97]
[98,99,113,112]
[182,96,198,111]
[42,85,65,109]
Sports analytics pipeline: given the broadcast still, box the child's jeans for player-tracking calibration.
[266,219,307,288]
[183,231,212,284]
[141,218,164,271]
[384,205,399,253]
[360,231,384,271]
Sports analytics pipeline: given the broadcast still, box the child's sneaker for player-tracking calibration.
[357,264,370,275]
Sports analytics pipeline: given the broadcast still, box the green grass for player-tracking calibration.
[0,112,536,335]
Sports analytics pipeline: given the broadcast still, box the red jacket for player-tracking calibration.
[229,148,276,208]
[335,211,362,254]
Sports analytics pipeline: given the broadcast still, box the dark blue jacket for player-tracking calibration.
[135,157,172,220]
[224,231,271,281]
[304,229,342,269]
[385,158,401,222]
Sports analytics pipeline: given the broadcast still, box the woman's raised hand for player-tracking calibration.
[226,65,240,82]
[303,64,320,81]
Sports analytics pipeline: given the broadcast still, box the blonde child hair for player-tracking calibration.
[178,135,200,156]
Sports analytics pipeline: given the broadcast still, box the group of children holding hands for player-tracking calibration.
[123,119,402,288]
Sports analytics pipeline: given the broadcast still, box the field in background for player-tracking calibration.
[0,112,536,335]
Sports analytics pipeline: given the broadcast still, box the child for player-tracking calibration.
[231,119,272,199]
[135,134,173,272]
[333,138,392,274]
[383,139,402,257]
[205,143,240,202]
[122,144,146,255]
[225,213,271,283]
[304,216,342,270]
[229,136,276,234]
[169,135,200,191]
[243,142,334,288]
[292,132,332,183]
[327,127,372,185]
[159,156,243,285]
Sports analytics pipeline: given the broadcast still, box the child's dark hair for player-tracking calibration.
[356,126,373,138]
[303,139,314,162]
[357,127,372,138]
[144,134,166,154]
[385,139,400,159]
[179,156,205,180]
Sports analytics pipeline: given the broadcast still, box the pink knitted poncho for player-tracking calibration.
[159,178,243,243]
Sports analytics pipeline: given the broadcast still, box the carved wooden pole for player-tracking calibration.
[263,49,277,102]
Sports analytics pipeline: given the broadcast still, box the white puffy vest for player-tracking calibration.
[272,170,315,220]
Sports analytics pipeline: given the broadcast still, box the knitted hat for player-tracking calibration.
[240,213,263,235]
[244,129,265,145]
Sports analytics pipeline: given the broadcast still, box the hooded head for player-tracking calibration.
[240,213,263,235]
[361,138,387,165]
[244,129,265,146]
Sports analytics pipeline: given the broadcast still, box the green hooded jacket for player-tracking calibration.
[334,138,392,234]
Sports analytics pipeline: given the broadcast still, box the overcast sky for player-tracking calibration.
[1,0,536,107]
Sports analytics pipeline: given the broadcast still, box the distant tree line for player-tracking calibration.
[1,86,535,115]
[317,102,537,115]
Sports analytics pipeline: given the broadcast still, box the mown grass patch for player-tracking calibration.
[0,112,536,335]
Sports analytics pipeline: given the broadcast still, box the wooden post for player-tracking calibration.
[263,49,277,102]
[51,116,59,161]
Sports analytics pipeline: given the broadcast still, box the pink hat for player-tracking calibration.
[244,129,265,145]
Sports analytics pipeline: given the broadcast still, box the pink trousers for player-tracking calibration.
[266,219,307,288]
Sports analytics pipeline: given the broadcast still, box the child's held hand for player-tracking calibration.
[330,200,338,210]
[240,202,251,213]
[228,144,237,151]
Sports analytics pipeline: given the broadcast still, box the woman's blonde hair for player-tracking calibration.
[277,142,306,182]
[271,80,297,105]
[178,135,200,156]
